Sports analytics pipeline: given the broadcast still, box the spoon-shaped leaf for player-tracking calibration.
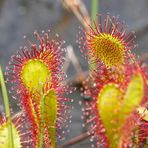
[43,90,58,148]
[98,84,123,148]
[122,73,144,115]
[0,123,21,148]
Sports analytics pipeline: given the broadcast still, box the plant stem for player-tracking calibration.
[39,94,45,148]
[58,132,91,148]
[0,65,14,148]
[90,0,99,69]
[91,0,99,23]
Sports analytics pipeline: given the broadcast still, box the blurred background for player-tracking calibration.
[0,0,148,147]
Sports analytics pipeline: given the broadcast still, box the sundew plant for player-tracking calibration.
[0,0,148,148]
[79,13,148,147]
[0,30,72,148]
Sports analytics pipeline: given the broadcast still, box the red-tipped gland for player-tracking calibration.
[6,30,65,93]
[82,61,148,147]
[79,14,137,68]
[0,112,33,147]
[6,30,72,147]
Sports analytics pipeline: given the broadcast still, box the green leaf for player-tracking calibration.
[39,94,45,148]
[98,84,123,148]
[43,90,58,148]
[97,73,144,147]
[122,73,144,115]
[0,123,21,148]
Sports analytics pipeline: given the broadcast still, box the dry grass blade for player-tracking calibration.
[64,45,83,73]
[60,0,91,30]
